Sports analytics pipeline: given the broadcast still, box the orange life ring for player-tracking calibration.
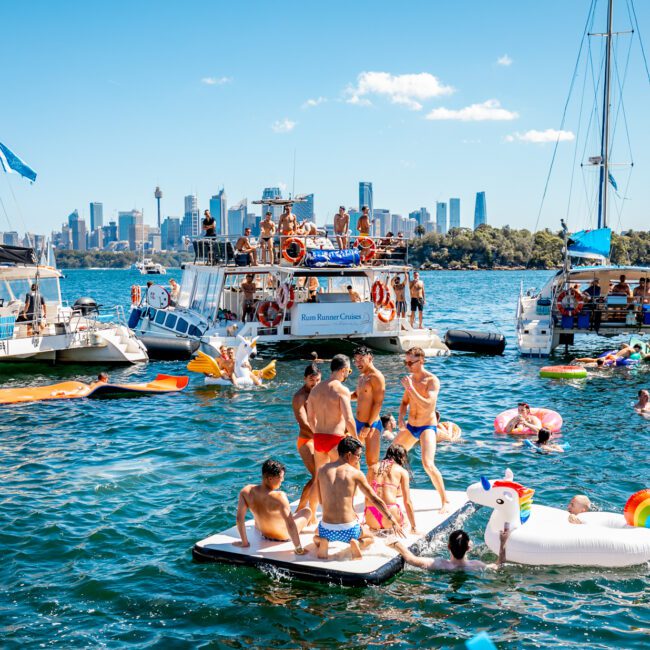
[258,301,283,327]
[275,283,295,310]
[131,284,141,305]
[377,300,396,323]
[355,237,377,261]
[556,288,584,316]
[371,280,386,306]
[282,237,306,264]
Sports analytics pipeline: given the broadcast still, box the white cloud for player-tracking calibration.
[346,71,454,111]
[302,96,327,109]
[497,54,513,66]
[201,76,232,85]
[425,99,518,121]
[505,129,575,143]
[272,118,297,133]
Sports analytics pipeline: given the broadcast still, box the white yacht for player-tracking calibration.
[0,244,148,363]
[128,231,449,359]
[135,258,166,275]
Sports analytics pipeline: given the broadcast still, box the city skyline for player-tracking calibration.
[2,1,648,234]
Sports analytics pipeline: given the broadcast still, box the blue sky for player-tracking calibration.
[1,0,648,234]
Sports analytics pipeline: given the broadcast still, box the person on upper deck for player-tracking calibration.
[347,285,362,302]
[202,210,216,238]
[235,228,258,266]
[611,274,632,297]
[278,205,297,236]
[334,206,350,249]
[259,212,276,264]
[357,206,371,236]
[582,278,601,300]
[632,277,649,302]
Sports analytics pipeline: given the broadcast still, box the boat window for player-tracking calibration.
[0,280,12,304]
[7,277,59,303]
[191,273,210,311]
[176,319,188,334]
[7,279,31,302]
[155,310,166,325]
[188,324,202,337]
[328,276,368,299]
[178,269,196,309]
[165,313,178,329]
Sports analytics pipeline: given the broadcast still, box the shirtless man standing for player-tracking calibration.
[233,459,310,555]
[393,347,450,512]
[334,206,350,249]
[392,273,407,320]
[409,271,425,329]
[240,274,257,322]
[292,363,322,513]
[259,212,276,264]
[351,346,385,466]
[314,436,405,559]
[357,205,371,236]
[278,205,297,237]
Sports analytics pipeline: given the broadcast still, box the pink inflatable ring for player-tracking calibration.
[494,407,563,434]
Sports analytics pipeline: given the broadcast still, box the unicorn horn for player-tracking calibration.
[480,476,491,491]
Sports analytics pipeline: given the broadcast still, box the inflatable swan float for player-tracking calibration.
[467,469,650,567]
[187,336,276,388]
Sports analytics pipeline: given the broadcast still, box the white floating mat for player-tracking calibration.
[193,489,471,586]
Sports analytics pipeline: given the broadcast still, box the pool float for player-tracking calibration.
[494,407,562,434]
[467,469,650,567]
[437,421,462,442]
[539,365,587,380]
[598,350,639,367]
[624,489,650,528]
[0,374,189,405]
[187,336,276,388]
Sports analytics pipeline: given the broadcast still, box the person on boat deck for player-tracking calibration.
[202,210,216,238]
[20,283,46,335]
[278,205,297,236]
[582,278,601,300]
[392,273,407,320]
[408,271,426,329]
[381,413,397,441]
[357,205,371,236]
[313,436,405,560]
[292,363,322,517]
[567,494,592,524]
[240,274,257,322]
[610,274,632,297]
[259,212,276,265]
[634,389,650,415]
[632,277,649,302]
[504,402,543,434]
[297,220,318,236]
[365,444,417,533]
[333,206,350,249]
[233,459,310,555]
[390,528,510,572]
[235,228,258,266]
[168,279,180,306]
[306,276,320,302]
[347,285,362,302]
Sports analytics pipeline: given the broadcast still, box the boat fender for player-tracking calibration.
[444,329,506,355]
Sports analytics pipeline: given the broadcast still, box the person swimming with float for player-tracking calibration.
[517,427,565,453]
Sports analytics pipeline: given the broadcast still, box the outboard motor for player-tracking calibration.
[444,329,506,355]
[72,297,100,317]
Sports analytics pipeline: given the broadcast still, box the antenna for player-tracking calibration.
[292,149,297,199]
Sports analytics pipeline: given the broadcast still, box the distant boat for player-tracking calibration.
[136,258,166,275]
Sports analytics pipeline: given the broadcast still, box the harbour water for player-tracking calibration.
[1,269,648,648]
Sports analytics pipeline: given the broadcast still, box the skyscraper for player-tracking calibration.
[358,182,373,215]
[68,210,87,250]
[209,189,227,235]
[154,187,163,229]
[262,187,283,221]
[161,217,181,250]
[449,198,461,230]
[436,202,447,234]
[373,209,391,236]
[293,194,314,222]
[182,194,200,238]
[118,210,143,242]
[227,199,247,237]
[409,207,432,228]
[89,202,103,231]
[474,192,487,229]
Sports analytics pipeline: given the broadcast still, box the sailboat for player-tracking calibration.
[516,0,649,356]
[134,211,166,275]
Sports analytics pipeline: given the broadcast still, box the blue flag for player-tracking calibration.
[0,142,37,182]
[567,227,611,262]
[608,172,618,192]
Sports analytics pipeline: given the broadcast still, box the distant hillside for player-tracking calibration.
[55,250,193,269]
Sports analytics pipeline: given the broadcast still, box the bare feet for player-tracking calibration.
[349,539,362,560]
[439,501,451,514]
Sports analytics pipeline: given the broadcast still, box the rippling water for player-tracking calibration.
[1,269,648,648]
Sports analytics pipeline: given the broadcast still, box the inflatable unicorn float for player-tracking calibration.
[187,336,276,388]
[467,469,650,567]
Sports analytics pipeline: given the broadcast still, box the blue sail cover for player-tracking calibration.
[567,228,611,262]
[0,142,37,182]
[304,248,361,268]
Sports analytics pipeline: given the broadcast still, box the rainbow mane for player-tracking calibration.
[493,480,535,524]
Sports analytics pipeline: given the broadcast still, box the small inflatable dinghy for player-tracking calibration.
[193,489,471,586]
[0,374,188,405]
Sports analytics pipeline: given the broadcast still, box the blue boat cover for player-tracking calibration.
[568,228,611,261]
[304,249,360,267]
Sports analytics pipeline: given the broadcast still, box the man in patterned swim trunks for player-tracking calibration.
[314,437,405,559]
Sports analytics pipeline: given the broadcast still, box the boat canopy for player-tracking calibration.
[0,245,37,266]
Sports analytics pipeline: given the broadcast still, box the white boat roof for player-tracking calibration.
[0,265,62,280]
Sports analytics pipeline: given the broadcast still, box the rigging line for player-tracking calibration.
[3,172,32,247]
[629,0,650,84]
[529,0,597,246]
[610,29,635,163]
[0,194,13,230]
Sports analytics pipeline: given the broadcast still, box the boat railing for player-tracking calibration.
[191,234,409,268]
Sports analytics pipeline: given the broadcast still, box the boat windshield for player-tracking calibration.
[5,277,60,303]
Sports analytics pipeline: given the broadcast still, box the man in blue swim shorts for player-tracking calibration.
[314,437,405,559]
[351,346,386,466]
[393,347,450,513]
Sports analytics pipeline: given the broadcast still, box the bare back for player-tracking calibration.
[240,484,290,537]
[308,378,353,434]
[318,462,363,524]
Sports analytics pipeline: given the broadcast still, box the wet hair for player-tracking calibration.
[380,414,393,429]
[353,345,373,358]
[639,389,649,397]
[262,459,285,478]
[304,363,321,378]
[406,346,425,359]
[330,354,350,373]
[537,428,551,445]
[633,344,642,350]
[337,435,362,457]
[596,358,604,367]
[384,444,411,476]
[517,401,530,410]
[310,351,319,361]
[448,530,470,559]
[346,285,353,291]
[97,372,109,382]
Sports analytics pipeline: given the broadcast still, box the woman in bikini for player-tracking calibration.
[364,444,417,533]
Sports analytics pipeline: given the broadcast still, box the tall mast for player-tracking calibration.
[597,0,614,229]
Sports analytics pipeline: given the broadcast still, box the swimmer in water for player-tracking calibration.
[504,402,542,434]
[380,413,397,441]
[515,427,565,453]
[567,494,592,524]
[634,389,650,415]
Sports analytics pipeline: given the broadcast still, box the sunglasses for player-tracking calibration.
[404,359,420,367]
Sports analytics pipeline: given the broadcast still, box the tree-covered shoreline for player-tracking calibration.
[54,250,193,269]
